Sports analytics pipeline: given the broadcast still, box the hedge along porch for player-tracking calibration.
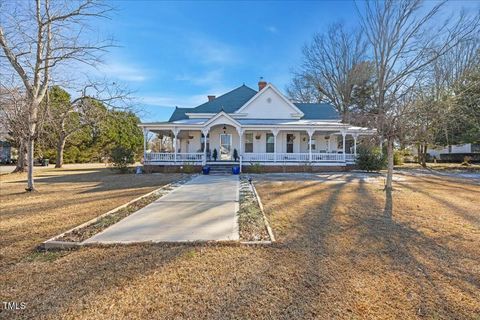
[139,81,376,171]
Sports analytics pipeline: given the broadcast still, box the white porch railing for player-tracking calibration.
[145,152,203,163]
[145,152,356,164]
[242,153,354,163]
[345,154,356,163]
[176,153,204,162]
[276,153,309,162]
[311,153,345,162]
[242,153,275,162]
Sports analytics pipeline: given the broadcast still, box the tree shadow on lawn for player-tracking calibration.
[199,180,350,319]
[3,174,478,319]
[395,180,480,226]
[2,167,183,194]
[396,170,480,188]
[0,244,191,320]
[352,180,480,317]
[234,176,480,319]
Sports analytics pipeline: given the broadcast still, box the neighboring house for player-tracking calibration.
[139,80,375,170]
[0,141,12,163]
[428,144,480,158]
[0,124,12,164]
[427,143,480,162]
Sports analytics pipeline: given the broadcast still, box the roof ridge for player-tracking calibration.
[195,84,256,108]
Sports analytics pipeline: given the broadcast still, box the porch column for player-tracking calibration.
[173,127,179,163]
[237,127,244,159]
[202,127,209,165]
[143,128,147,163]
[307,129,314,162]
[341,130,346,162]
[353,133,358,158]
[272,128,279,162]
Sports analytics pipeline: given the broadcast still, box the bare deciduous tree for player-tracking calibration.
[356,0,480,196]
[0,84,29,172]
[0,0,111,191]
[403,39,479,167]
[288,22,373,121]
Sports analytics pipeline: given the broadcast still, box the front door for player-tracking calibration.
[286,134,294,153]
[220,134,232,160]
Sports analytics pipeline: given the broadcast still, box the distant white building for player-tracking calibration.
[428,143,480,159]
[0,125,12,163]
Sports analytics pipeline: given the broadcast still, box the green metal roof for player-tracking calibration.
[169,107,191,122]
[294,103,340,120]
[167,84,340,122]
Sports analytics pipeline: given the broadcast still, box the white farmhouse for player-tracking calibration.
[139,80,376,172]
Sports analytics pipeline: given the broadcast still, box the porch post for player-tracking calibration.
[272,128,279,162]
[353,133,358,158]
[143,127,147,163]
[237,127,244,160]
[202,127,209,165]
[341,130,346,162]
[307,129,314,162]
[173,127,179,163]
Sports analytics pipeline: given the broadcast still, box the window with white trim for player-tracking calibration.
[245,133,253,153]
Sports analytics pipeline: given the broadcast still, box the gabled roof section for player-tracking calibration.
[203,111,241,128]
[193,84,257,113]
[234,83,304,117]
[167,85,257,122]
[294,103,340,120]
[166,84,341,122]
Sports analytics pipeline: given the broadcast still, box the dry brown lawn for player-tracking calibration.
[0,165,182,266]
[1,167,479,319]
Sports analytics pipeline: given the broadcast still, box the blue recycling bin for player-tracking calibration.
[202,166,210,175]
[232,166,240,175]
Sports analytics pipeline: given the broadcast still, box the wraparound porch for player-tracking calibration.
[141,121,375,167]
[144,152,357,166]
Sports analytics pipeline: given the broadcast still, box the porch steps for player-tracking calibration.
[208,164,235,175]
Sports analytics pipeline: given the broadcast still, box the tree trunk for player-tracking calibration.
[26,136,35,191]
[385,137,394,192]
[55,134,66,168]
[417,144,422,165]
[421,144,428,167]
[13,139,28,173]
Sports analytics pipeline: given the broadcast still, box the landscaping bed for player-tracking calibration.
[50,175,193,245]
[237,175,271,242]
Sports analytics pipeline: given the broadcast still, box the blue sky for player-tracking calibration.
[95,0,475,122]
[96,1,359,122]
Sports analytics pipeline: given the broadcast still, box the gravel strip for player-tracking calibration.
[237,175,270,241]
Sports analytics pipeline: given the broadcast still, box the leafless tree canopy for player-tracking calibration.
[354,0,480,192]
[0,0,113,190]
[288,22,372,121]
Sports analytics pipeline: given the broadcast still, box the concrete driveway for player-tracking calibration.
[85,175,239,243]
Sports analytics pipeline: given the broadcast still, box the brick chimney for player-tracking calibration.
[207,95,216,102]
[258,77,267,91]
